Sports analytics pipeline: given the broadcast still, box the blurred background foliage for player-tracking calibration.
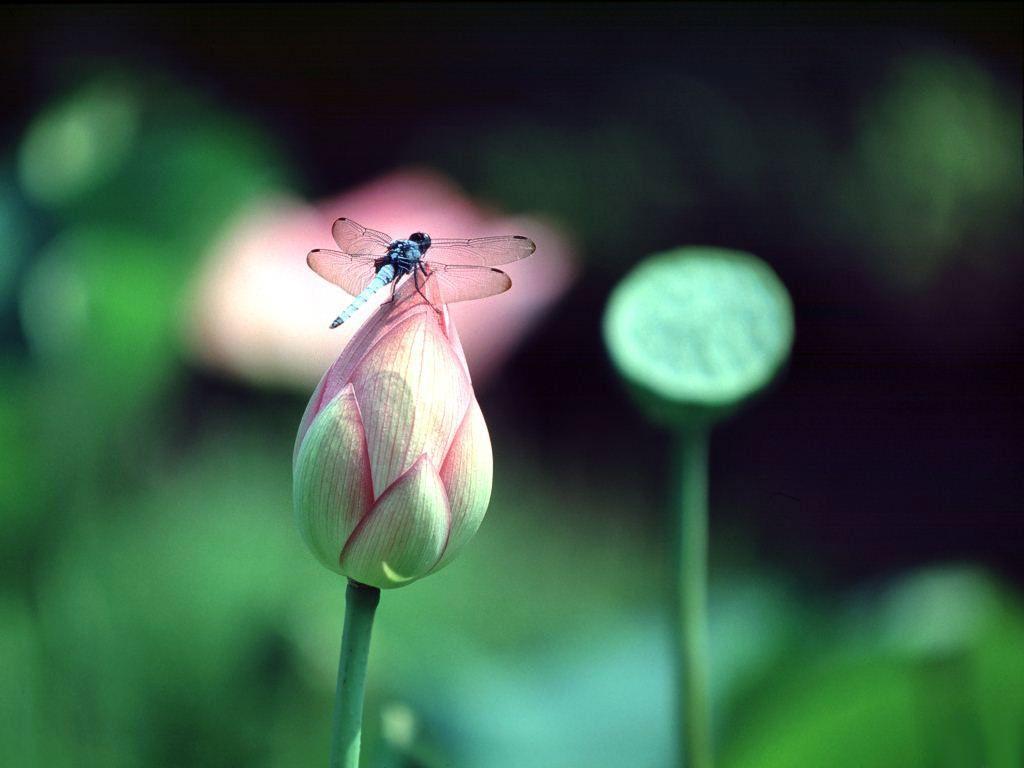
[1,4,1021,767]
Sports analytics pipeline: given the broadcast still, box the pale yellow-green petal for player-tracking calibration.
[339,455,449,588]
[293,385,373,574]
[432,400,492,572]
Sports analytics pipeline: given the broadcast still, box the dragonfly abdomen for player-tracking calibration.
[330,264,397,328]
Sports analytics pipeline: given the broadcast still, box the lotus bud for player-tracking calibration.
[293,275,493,588]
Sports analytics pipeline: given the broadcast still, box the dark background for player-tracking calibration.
[1,4,1021,767]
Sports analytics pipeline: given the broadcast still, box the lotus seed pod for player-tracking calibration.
[604,247,794,428]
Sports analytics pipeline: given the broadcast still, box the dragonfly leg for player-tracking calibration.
[382,277,399,305]
[416,264,442,316]
[412,266,425,302]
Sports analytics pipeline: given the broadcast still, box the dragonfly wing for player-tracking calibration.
[425,264,512,304]
[307,249,379,296]
[424,235,535,267]
[331,218,393,255]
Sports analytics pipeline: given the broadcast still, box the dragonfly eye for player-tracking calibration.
[410,232,431,251]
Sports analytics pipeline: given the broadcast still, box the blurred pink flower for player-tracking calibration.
[293,274,491,588]
[186,168,577,389]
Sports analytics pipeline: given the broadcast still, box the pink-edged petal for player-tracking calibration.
[294,365,332,466]
[340,455,450,589]
[438,302,471,380]
[432,400,493,572]
[352,314,471,496]
[292,385,374,573]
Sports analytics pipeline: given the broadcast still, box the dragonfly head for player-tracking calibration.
[409,232,431,254]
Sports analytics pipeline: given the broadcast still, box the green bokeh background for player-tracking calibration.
[1,5,1021,767]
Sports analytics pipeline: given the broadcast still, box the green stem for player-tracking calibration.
[674,428,713,768]
[330,580,381,768]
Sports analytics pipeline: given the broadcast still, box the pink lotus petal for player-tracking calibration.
[186,168,578,389]
[350,305,471,497]
[186,196,357,388]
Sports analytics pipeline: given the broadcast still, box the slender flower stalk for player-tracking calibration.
[330,581,380,768]
[674,428,712,768]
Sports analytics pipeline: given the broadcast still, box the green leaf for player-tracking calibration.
[0,370,46,562]
[18,227,181,406]
[723,657,927,768]
[17,77,141,207]
[34,429,330,767]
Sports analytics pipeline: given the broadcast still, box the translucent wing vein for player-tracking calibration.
[424,264,513,304]
[331,218,393,255]
[424,235,535,267]
[307,249,379,296]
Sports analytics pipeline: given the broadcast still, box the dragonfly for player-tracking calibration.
[307,217,536,328]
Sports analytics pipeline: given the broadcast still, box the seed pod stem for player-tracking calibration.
[674,428,713,768]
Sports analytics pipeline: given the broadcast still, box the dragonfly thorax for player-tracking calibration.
[385,235,431,276]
